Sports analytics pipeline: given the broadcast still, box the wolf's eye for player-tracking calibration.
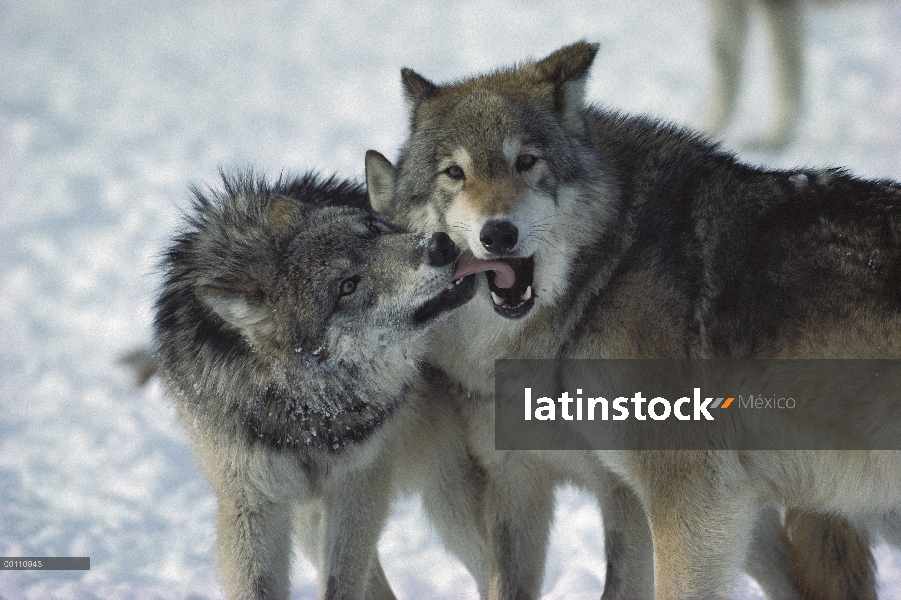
[339,276,360,296]
[444,165,465,180]
[516,154,537,172]
[368,222,382,235]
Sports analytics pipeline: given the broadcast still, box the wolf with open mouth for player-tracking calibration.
[365,41,895,600]
[364,41,653,598]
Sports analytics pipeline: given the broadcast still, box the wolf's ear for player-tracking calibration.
[196,283,277,350]
[401,67,439,109]
[268,195,298,235]
[365,150,397,216]
[530,41,599,132]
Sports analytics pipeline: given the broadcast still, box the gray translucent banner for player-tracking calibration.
[495,359,901,450]
[1,557,90,570]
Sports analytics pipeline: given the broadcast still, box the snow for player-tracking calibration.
[2,0,901,598]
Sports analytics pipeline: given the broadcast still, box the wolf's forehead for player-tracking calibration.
[437,96,533,148]
[444,92,518,133]
[291,218,352,243]
[285,227,365,269]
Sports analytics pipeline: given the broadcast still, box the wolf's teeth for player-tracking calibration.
[522,285,532,301]
[447,282,455,290]
[491,291,505,306]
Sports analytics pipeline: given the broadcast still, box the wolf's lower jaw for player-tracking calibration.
[413,274,478,326]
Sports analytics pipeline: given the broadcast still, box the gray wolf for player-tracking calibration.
[703,0,865,150]
[366,41,901,599]
[152,172,478,599]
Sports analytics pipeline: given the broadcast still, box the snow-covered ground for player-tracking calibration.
[2,1,901,598]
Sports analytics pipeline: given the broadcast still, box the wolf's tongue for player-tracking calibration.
[453,250,516,289]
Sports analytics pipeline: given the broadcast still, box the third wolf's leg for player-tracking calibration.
[750,0,804,149]
[703,0,750,137]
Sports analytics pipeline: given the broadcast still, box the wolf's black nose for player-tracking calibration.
[480,220,518,254]
[426,232,457,267]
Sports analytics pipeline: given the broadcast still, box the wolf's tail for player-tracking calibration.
[119,347,159,387]
[785,510,876,600]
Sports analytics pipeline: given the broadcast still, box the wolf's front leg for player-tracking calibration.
[634,451,756,600]
[215,492,293,600]
[483,455,556,600]
[417,442,493,597]
[595,475,654,600]
[320,464,396,600]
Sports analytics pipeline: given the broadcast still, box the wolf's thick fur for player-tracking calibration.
[153,172,477,599]
[367,42,901,599]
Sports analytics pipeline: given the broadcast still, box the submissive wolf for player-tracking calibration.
[153,172,481,599]
[366,41,901,599]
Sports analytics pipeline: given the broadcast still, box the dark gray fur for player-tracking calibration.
[154,173,400,452]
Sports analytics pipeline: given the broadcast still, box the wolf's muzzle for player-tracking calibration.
[427,231,457,267]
